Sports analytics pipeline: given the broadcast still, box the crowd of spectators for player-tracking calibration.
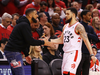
[0,0,100,74]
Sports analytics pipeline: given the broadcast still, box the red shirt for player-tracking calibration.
[23,2,40,15]
[96,29,100,49]
[55,1,66,8]
[0,25,11,40]
[0,0,18,16]
[32,31,39,40]
[90,59,100,71]
[7,25,14,32]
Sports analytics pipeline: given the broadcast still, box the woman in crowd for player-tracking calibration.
[29,46,42,60]
[92,17,100,61]
[42,22,62,65]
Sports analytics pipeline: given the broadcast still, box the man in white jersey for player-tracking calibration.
[50,7,96,75]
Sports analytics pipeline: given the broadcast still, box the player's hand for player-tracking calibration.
[43,37,53,46]
[25,55,32,64]
[91,56,97,64]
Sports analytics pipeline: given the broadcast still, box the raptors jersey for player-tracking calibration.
[63,22,82,52]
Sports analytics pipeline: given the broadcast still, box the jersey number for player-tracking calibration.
[64,36,70,43]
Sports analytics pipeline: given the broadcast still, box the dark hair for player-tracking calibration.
[67,7,77,17]
[25,8,36,16]
[81,10,90,19]
[92,45,97,50]
[12,13,20,19]
[40,1,47,7]
[44,22,55,37]
[47,0,55,8]
[38,13,44,21]
[0,38,8,47]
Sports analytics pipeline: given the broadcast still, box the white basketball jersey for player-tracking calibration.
[63,22,82,52]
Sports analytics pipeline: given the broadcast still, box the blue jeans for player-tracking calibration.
[4,51,25,75]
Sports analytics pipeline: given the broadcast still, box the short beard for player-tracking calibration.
[65,17,72,24]
[32,17,37,23]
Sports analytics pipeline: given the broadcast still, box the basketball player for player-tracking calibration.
[50,7,96,75]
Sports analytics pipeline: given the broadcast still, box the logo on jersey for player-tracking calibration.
[64,30,74,43]
[71,63,75,69]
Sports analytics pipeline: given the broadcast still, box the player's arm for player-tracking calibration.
[50,25,67,44]
[76,24,96,63]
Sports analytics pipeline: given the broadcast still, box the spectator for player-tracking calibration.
[92,17,100,49]
[51,13,62,37]
[7,13,20,32]
[0,38,8,59]
[51,13,63,55]
[77,0,83,12]
[46,0,60,17]
[31,19,41,39]
[92,9,100,18]
[90,45,100,71]
[0,13,12,40]
[76,10,98,75]
[85,4,94,12]
[38,12,48,35]
[23,0,41,15]
[29,46,42,60]
[55,0,66,10]
[0,0,28,16]
[90,9,100,25]
[71,1,79,11]
[63,0,72,8]
[54,7,64,27]
[92,0,99,8]
[42,22,61,65]
[37,1,51,22]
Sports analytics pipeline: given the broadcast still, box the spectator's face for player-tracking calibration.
[34,46,42,52]
[85,12,92,22]
[42,13,48,22]
[34,0,41,6]
[48,0,53,6]
[1,42,8,51]
[2,17,12,28]
[92,48,97,56]
[52,14,60,25]
[73,2,79,11]
[54,8,61,15]
[43,26,50,36]
[31,22,40,31]
[68,0,71,2]
[78,2,82,9]
[90,7,94,12]
[12,15,19,26]
[94,17,100,28]
[40,5,47,12]
[92,11,99,17]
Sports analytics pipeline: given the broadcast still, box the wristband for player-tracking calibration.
[90,54,94,57]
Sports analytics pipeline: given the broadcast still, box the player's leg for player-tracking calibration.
[62,50,81,75]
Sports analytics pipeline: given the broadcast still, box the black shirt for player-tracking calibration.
[4,16,44,57]
[81,21,98,54]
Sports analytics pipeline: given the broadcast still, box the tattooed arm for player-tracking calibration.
[76,24,96,63]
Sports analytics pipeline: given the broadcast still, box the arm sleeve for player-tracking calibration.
[21,23,44,46]
[23,47,30,57]
[87,27,98,43]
